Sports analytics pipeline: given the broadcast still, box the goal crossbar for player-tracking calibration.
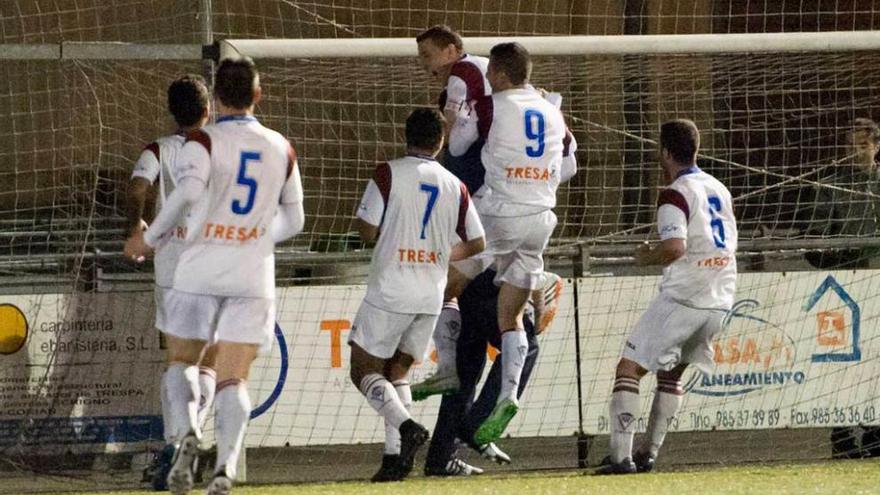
[4,32,880,61]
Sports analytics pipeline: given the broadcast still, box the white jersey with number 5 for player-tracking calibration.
[172,115,303,298]
[478,87,567,217]
[357,155,484,315]
[656,167,737,309]
[130,133,187,288]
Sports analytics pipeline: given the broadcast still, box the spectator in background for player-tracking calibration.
[805,118,880,269]
[804,118,880,459]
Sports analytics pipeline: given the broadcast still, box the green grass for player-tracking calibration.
[44,459,880,495]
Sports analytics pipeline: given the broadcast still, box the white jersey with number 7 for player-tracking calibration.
[172,115,303,298]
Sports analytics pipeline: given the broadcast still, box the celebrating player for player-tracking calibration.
[125,57,305,495]
[424,42,570,445]
[596,119,738,475]
[348,107,485,482]
[124,74,219,491]
[413,25,491,396]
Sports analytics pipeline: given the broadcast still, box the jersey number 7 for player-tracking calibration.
[232,151,260,215]
[419,183,439,239]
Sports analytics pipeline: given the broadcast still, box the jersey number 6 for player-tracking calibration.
[232,151,260,215]
[708,195,726,248]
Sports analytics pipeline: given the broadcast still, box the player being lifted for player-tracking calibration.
[414,25,491,395]
[348,108,485,482]
[596,119,738,475]
[125,58,305,495]
[124,74,219,491]
[421,42,572,444]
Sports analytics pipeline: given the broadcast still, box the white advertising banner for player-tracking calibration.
[0,269,877,450]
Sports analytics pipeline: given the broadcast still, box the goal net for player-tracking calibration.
[1,1,880,491]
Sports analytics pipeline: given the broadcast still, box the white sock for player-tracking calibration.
[643,379,683,457]
[384,380,412,455]
[359,373,411,429]
[164,363,201,443]
[160,371,173,444]
[499,329,528,404]
[433,302,460,376]
[214,379,251,481]
[197,367,217,430]
[609,377,640,463]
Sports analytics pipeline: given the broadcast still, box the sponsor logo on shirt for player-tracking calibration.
[202,222,264,242]
[505,166,552,181]
[397,248,441,264]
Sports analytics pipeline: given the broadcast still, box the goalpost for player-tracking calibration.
[2,24,880,489]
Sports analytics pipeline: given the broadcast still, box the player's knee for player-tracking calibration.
[615,358,647,380]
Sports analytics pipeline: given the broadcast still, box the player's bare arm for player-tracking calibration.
[449,236,485,262]
[355,217,379,243]
[635,238,686,266]
[125,177,152,236]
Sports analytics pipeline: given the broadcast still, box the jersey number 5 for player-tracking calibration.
[708,195,726,248]
[232,151,260,215]
[524,109,545,157]
[419,183,439,240]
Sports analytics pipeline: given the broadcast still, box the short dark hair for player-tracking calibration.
[215,57,259,109]
[405,108,445,150]
[853,117,880,145]
[167,75,209,127]
[489,42,531,86]
[660,119,700,164]
[416,25,463,50]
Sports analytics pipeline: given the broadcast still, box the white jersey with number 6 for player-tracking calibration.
[172,115,303,298]
[477,87,567,218]
[357,155,484,315]
[656,167,738,309]
[130,133,187,288]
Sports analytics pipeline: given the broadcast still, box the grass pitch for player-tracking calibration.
[45,459,880,495]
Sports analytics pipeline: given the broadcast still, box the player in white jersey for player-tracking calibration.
[125,75,218,491]
[414,25,492,397]
[426,42,572,445]
[125,58,305,495]
[348,108,485,482]
[596,119,738,475]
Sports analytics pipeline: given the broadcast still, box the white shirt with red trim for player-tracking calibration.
[357,155,484,315]
[477,87,567,217]
[172,115,303,298]
[656,167,738,309]
[131,133,187,288]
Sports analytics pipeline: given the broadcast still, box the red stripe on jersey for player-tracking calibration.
[657,188,690,219]
[563,127,573,157]
[450,60,493,139]
[143,142,160,161]
[456,182,470,241]
[476,96,493,140]
[450,61,486,101]
[286,141,298,180]
[373,162,392,227]
[185,129,211,155]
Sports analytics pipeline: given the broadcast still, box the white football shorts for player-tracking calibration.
[154,285,170,332]
[162,289,276,353]
[452,209,557,290]
[622,292,726,374]
[348,301,438,361]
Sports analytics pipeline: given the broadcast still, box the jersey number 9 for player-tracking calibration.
[232,151,260,215]
[708,195,726,248]
[524,109,545,157]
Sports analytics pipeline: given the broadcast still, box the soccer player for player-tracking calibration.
[414,25,491,396]
[595,119,738,475]
[124,74,218,491]
[124,57,305,495]
[428,42,570,445]
[424,270,562,476]
[348,107,485,482]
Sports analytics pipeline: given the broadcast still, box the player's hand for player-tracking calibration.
[634,242,654,265]
[128,219,148,237]
[123,231,151,263]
